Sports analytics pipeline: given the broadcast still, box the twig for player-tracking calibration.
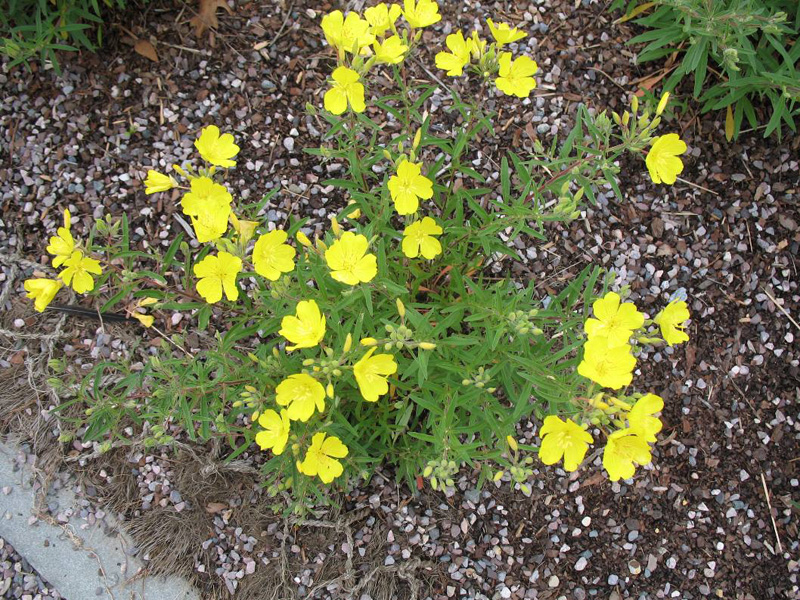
[675,176,719,196]
[268,0,295,48]
[588,67,627,91]
[760,472,783,554]
[761,287,800,333]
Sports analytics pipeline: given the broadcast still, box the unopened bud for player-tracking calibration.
[360,337,377,346]
[296,231,312,247]
[396,298,406,318]
[326,383,334,398]
[418,342,436,350]
[343,333,353,353]
[506,435,518,452]
[330,216,341,236]
[656,91,670,116]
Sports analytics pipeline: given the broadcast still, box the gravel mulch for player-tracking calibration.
[0,536,62,600]
[1,0,798,599]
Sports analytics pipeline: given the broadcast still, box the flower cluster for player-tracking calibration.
[247,297,406,483]
[435,19,538,98]
[24,209,103,312]
[538,290,691,481]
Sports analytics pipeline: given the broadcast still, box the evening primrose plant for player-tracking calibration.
[26,1,691,507]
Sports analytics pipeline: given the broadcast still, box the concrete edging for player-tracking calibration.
[0,439,200,600]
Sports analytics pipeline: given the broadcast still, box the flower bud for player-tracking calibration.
[296,231,312,247]
[343,333,353,353]
[423,465,433,477]
[418,342,436,350]
[631,94,639,114]
[493,470,504,482]
[330,216,341,237]
[506,435,518,452]
[656,91,670,116]
[346,199,361,219]
[396,298,406,318]
[360,337,377,346]
[326,383,334,398]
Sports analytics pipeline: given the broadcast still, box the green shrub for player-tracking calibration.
[612,0,800,138]
[0,0,128,73]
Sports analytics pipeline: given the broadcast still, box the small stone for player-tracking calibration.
[629,559,641,575]
[575,556,588,571]
[283,137,295,152]
[548,575,559,588]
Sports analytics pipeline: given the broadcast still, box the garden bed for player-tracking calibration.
[0,0,798,598]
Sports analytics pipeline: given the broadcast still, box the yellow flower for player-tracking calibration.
[584,291,644,347]
[538,416,593,472]
[193,251,242,303]
[279,299,326,351]
[276,373,326,422]
[144,170,177,194]
[24,278,62,312]
[252,230,296,281]
[46,209,75,268]
[58,251,102,294]
[353,347,397,402]
[194,125,240,168]
[132,313,155,328]
[181,177,233,243]
[324,67,366,115]
[402,217,442,259]
[577,338,636,390]
[255,409,291,455]
[495,52,538,98]
[402,0,441,28]
[645,134,687,185]
[388,160,433,215]
[602,429,652,481]
[299,432,349,484]
[435,31,472,76]
[653,299,690,345]
[365,3,402,36]
[487,19,526,47]
[373,35,408,64]
[627,393,663,443]
[325,231,377,285]
[321,10,374,54]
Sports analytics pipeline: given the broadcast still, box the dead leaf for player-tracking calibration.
[134,39,159,62]
[725,105,735,142]
[685,343,696,374]
[205,502,228,514]
[190,0,234,38]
